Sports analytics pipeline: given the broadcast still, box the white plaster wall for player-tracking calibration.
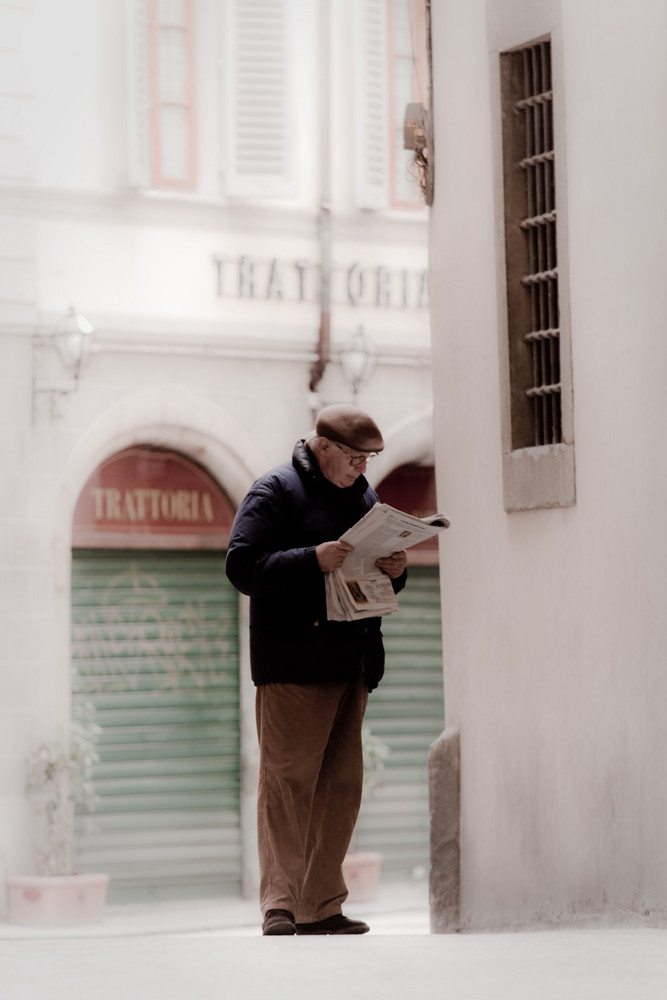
[0,0,433,915]
[29,0,126,192]
[430,0,667,928]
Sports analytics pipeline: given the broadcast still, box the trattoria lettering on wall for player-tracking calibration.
[73,447,236,549]
[212,255,429,309]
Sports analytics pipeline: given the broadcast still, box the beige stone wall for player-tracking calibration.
[429,0,667,929]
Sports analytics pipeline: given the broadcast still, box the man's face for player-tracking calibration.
[318,439,371,488]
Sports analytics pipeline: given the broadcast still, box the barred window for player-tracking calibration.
[500,39,561,450]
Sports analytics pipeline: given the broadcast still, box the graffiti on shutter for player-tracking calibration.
[72,550,241,903]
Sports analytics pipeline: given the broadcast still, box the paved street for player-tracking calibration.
[3,927,667,1000]
[2,884,667,999]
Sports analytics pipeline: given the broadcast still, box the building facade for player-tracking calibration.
[0,0,441,913]
[428,0,667,930]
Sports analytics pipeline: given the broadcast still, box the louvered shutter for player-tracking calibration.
[354,566,443,879]
[354,0,390,209]
[222,0,296,197]
[72,550,241,904]
[126,0,151,188]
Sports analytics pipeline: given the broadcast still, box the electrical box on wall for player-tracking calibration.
[403,102,434,206]
[403,102,426,150]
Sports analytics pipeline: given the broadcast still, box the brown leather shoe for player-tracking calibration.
[262,909,296,935]
[295,913,370,935]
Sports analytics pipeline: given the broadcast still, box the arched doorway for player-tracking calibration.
[70,446,240,904]
[354,465,444,881]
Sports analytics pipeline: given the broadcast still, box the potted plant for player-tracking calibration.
[343,725,390,902]
[7,700,110,926]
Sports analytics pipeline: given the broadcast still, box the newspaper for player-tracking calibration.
[325,502,450,622]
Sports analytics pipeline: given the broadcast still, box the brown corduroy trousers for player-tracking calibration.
[255,676,368,923]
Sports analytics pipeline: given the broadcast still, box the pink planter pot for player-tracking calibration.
[342,851,382,902]
[7,873,109,926]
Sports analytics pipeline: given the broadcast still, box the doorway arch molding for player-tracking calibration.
[57,385,267,536]
[367,408,435,489]
[52,384,265,738]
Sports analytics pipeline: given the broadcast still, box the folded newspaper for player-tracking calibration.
[325,502,450,622]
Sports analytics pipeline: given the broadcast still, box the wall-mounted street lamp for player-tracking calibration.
[53,307,94,382]
[339,327,376,404]
[32,307,95,421]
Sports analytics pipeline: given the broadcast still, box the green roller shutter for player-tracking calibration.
[354,565,444,880]
[71,550,240,904]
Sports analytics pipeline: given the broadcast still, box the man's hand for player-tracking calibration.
[316,540,354,572]
[375,550,407,579]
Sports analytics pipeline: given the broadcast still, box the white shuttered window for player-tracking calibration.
[221,0,296,197]
[126,0,197,189]
[354,0,390,209]
[127,0,297,198]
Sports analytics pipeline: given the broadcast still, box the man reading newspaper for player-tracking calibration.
[225,404,408,938]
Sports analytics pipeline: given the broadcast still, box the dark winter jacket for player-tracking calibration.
[225,440,407,690]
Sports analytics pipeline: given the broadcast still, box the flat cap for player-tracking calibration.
[315,404,384,452]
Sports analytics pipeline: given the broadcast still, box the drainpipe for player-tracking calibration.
[309,0,331,400]
[424,0,435,206]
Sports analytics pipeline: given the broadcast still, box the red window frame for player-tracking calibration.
[148,0,198,189]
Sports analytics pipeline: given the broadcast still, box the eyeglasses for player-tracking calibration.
[330,441,378,467]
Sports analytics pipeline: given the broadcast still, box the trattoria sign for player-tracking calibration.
[72,447,236,549]
[89,486,215,524]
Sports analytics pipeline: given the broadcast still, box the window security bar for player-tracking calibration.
[521,268,558,286]
[524,328,559,343]
[515,90,553,110]
[526,384,561,398]
[520,151,555,169]
[520,209,557,228]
